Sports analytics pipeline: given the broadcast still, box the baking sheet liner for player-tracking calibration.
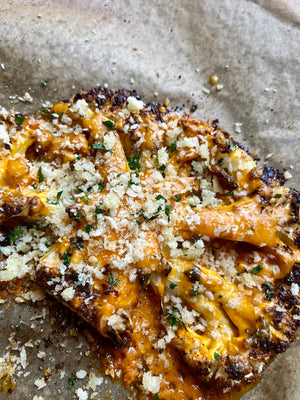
[0,1,299,399]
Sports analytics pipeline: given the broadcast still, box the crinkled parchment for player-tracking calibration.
[0,1,299,399]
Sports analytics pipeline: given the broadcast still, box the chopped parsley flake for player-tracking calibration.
[69,243,84,250]
[154,394,160,400]
[38,167,44,183]
[223,191,234,196]
[40,78,48,86]
[62,251,70,266]
[75,212,83,219]
[83,192,89,205]
[98,183,105,192]
[128,172,138,187]
[108,274,119,286]
[214,352,222,360]
[85,224,94,234]
[47,191,63,205]
[102,120,115,130]
[164,204,173,222]
[169,142,177,152]
[169,282,177,289]
[95,203,104,216]
[274,193,282,199]
[164,307,187,332]
[138,208,160,222]
[15,325,23,331]
[175,195,181,202]
[156,194,167,202]
[67,373,77,389]
[15,116,24,125]
[251,264,263,275]
[90,143,113,154]
[158,164,166,178]
[228,138,237,151]
[127,154,140,170]
[9,226,23,244]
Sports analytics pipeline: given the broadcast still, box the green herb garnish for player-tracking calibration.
[38,166,44,183]
[90,142,106,150]
[62,251,70,266]
[164,205,173,222]
[95,203,104,216]
[67,373,77,389]
[98,183,105,192]
[156,194,167,202]
[15,116,24,124]
[174,195,181,202]
[9,226,23,244]
[102,120,115,130]
[40,78,48,86]
[85,224,94,234]
[127,154,140,170]
[158,164,166,178]
[169,282,177,289]
[169,143,177,152]
[108,274,119,287]
[228,138,237,151]
[214,352,222,360]
[251,264,263,275]
[164,307,187,332]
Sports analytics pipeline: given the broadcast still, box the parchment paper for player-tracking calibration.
[0,1,299,399]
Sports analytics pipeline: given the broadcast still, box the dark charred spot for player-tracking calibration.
[294,235,300,247]
[106,326,124,348]
[212,131,230,153]
[145,102,164,121]
[185,267,201,283]
[274,340,290,354]
[44,336,52,347]
[2,202,23,217]
[289,188,300,223]
[73,86,114,108]
[102,264,111,275]
[112,89,141,107]
[190,104,198,113]
[0,229,10,246]
[284,263,300,285]
[101,283,119,296]
[272,310,283,330]
[74,93,83,102]
[235,141,259,161]
[225,357,251,380]
[262,282,275,301]
[261,166,286,187]
[207,164,238,191]
[163,261,172,276]
[277,285,298,308]
[248,317,272,352]
[210,119,220,130]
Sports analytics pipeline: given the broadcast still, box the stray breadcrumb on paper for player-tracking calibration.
[75,387,88,400]
[34,377,47,389]
[23,92,33,103]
